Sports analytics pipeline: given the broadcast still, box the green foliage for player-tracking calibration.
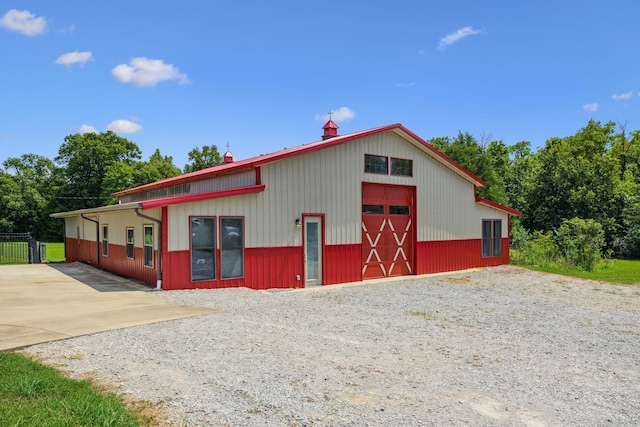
[521,259,640,285]
[554,218,606,271]
[0,352,147,426]
[511,230,558,267]
[184,144,223,173]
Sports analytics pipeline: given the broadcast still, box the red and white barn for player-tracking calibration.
[52,122,521,290]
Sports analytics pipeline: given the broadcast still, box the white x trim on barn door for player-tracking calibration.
[361,219,387,277]
[388,218,412,275]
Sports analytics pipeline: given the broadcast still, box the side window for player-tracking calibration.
[390,158,413,176]
[221,217,244,279]
[144,225,153,267]
[126,228,134,259]
[191,217,216,281]
[102,225,109,257]
[482,220,502,257]
[364,154,388,174]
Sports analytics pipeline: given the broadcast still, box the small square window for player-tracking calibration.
[391,158,412,176]
[364,154,388,174]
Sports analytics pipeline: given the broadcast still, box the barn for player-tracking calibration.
[51,122,521,290]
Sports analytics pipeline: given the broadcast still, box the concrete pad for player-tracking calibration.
[0,262,214,351]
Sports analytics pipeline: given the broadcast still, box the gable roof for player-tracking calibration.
[112,123,487,197]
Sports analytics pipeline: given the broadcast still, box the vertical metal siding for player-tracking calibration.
[190,170,256,194]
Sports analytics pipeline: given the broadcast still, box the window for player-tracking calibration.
[221,218,244,279]
[365,154,412,177]
[391,158,413,176]
[364,154,388,174]
[362,204,384,214]
[102,225,109,257]
[482,220,502,257]
[126,228,134,259]
[191,217,216,281]
[389,205,410,215]
[144,225,154,267]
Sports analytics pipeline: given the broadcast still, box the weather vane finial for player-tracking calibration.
[226,142,230,151]
[328,110,333,121]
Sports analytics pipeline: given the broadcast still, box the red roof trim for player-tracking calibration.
[114,123,487,197]
[475,197,522,216]
[140,185,266,209]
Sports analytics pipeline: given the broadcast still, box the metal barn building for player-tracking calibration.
[52,122,521,290]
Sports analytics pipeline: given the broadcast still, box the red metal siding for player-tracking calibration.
[98,244,157,287]
[63,238,157,287]
[416,238,510,274]
[64,238,98,265]
[163,246,303,290]
[324,244,361,285]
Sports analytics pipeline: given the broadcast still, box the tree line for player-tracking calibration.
[0,131,223,241]
[1,119,639,260]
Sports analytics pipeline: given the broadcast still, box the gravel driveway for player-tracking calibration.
[26,266,640,426]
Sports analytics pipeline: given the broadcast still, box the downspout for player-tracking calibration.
[135,208,162,290]
[81,214,100,265]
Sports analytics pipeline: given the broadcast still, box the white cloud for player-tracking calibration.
[395,82,415,88]
[315,107,356,123]
[111,57,190,87]
[107,119,143,134]
[54,51,93,67]
[438,26,482,50]
[0,9,47,36]
[582,103,599,113]
[612,91,633,101]
[60,24,75,34]
[78,124,98,134]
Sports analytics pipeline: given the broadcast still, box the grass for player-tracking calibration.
[44,242,65,263]
[0,352,165,427]
[515,259,640,285]
[0,242,65,264]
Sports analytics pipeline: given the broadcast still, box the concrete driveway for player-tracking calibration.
[0,262,214,351]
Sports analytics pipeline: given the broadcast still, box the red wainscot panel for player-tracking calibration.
[415,238,510,275]
[97,244,157,287]
[163,246,303,290]
[323,244,361,285]
[66,238,99,265]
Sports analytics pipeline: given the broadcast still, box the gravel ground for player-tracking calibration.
[26,266,640,426]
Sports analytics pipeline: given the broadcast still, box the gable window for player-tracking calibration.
[102,225,109,257]
[144,225,154,267]
[391,158,413,176]
[126,228,134,259]
[191,217,216,281]
[364,154,388,174]
[221,217,244,279]
[482,220,502,257]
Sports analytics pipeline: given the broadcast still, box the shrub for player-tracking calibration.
[554,217,605,271]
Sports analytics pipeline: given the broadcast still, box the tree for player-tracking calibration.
[525,120,620,240]
[55,131,142,210]
[1,154,60,239]
[184,145,223,173]
[432,132,507,205]
[102,149,182,202]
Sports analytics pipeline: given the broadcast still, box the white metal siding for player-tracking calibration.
[166,131,512,251]
[83,209,162,249]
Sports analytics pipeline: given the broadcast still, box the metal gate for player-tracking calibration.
[0,233,46,264]
[361,183,414,279]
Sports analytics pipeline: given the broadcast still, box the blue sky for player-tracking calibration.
[2,1,639,169]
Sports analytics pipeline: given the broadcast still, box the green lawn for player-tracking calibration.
[515,259,640,285]
[44,242,65,263]
[0,352,163,427]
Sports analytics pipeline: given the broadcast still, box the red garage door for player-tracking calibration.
[362,183,414,279]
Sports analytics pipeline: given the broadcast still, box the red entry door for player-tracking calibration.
[361,183,414,279]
